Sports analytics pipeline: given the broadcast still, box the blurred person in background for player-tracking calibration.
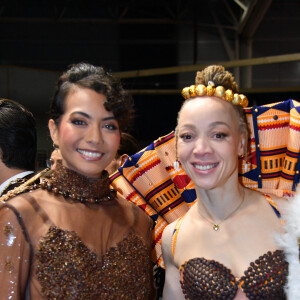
[106,132,139,175]
[46,148,62,170]
[0,98,37,197]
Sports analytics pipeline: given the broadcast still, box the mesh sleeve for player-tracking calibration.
[0,205,32,299]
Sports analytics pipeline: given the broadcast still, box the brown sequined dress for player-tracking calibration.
[0,163,154,300]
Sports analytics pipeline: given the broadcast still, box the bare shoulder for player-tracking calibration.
[162,208,195,250]
[161,220,186,300]
[271,194,289,213]
[246,187,289,215]
[162,221,177,256]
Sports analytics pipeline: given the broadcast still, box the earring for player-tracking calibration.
[173,160,180,172]
[174,130,180,172]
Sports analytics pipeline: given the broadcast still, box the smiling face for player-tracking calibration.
[177,97,245,190]
[49,87,120,179]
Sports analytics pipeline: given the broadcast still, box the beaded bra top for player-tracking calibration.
[173,195,288,299]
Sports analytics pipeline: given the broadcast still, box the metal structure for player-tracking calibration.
[0,0,299,95]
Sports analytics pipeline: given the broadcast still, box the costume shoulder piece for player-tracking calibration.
[110,99,300,268]
[110,131,196,267]
[240,99,300,197]
[0,168,50,203]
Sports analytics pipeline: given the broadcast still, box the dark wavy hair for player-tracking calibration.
[0,99,37,170]
[116,132,139,158]
[49,62,134,132]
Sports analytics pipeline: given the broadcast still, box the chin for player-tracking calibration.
[193,179,218,190]
[79,168,104,179]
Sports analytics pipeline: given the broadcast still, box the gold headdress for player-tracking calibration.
[181,81,248,108]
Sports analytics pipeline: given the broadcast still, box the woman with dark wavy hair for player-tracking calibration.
[0,62,154,299]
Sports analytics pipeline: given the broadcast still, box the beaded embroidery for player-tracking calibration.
[180,258,238,299]
[180,250,288,300]
[40,162,116,204]
[36,226,151,300]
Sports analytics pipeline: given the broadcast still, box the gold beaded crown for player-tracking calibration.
[181,81,249,108]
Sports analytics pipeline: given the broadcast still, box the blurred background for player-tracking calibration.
[0,0,299,168]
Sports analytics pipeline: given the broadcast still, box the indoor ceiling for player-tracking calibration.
[0,0,274,71]
[0,0,257,28]
[0,0,299,146]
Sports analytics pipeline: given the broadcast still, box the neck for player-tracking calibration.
[195,176,245,222]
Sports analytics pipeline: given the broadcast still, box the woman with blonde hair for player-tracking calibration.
[162,65,288,299]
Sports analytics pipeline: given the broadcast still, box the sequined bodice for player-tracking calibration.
[0,164,153,299]
[36,226,151,300]
[180,250,288,300]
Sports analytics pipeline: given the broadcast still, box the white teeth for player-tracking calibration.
[194,163,218,171]
[77,149,102,158]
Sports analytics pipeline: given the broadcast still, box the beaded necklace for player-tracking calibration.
[40,162,116,204]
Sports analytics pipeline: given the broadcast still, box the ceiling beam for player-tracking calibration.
[127,85,300,95]
[233,0,247,11]
[238,0,272,37]
[113,53,300,78]
[223,0,238,26]
[210,4,235,60]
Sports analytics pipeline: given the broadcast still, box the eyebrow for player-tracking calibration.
[71,111,116,121]
[180,121,230,130]
[208,121,230,129]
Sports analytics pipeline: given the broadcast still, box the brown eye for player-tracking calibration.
[214,133,227,139]
[103,124,118,130]
[180,134,192,140]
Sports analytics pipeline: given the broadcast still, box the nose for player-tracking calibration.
[86,125,103,144]
[193,136,212,156]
